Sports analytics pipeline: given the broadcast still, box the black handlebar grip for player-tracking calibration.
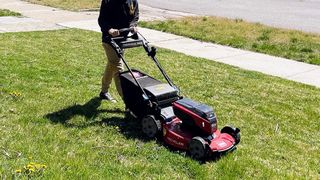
[118,27,134,33]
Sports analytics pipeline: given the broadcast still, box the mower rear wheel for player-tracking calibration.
[141,115,161,138]
[189,136,207,160]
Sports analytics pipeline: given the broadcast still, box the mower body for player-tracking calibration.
[120,70,240,159]
[110,30,240,160]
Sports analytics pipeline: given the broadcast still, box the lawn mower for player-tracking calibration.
[108,27,240,160]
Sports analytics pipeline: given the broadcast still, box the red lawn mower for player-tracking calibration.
[110,28,240,160]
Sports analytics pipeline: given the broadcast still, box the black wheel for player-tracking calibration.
[189,136,207,160]
[234,132,241,145]
[221,126,241,145]
[141,115,161,138]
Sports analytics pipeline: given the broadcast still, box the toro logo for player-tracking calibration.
[167,137,184,147]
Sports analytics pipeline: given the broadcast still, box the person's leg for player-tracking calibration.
[101,43,124,99]
[101,63,115,93]
[113,60,124,97]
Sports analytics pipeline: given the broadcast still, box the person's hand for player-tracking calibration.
[108,28,120,37]
[132,27,138,33]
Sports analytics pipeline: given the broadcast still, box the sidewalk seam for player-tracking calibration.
[212,52,252,61]
[151,37,185,43]
[286,67,320,78]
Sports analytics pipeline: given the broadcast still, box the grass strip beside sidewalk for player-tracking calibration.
[0,29,319,179]
[140,17,320,65]
[24,0,100,11]
[0,9,22,16]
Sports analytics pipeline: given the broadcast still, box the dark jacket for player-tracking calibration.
[98,0,139,42]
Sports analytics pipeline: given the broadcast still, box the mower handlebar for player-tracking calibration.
[118,27,135,33]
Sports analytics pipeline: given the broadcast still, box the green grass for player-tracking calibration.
[24,0,100,11]
[140,17,320,65]
[0,9,22,17]
[1,29,320,179]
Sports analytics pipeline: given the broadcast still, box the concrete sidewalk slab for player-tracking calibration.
[149,37,249,59]
[0,22,63,32]
[58,20,99,32]
[0,16,40,24]
[218,52,320,77]
[0,17,64,32]
[286,69,320,87]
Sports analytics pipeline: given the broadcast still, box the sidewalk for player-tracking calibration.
[1,0,319,88]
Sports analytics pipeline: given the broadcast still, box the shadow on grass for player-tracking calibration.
[45,97,123,128]
[101,113,150,141]
[44,96,150,140]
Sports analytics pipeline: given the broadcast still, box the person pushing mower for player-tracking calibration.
[97,0,241,160]
[98,0,139,102]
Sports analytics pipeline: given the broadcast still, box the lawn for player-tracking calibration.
[0,29,319,179]
[140,17,320,65]
[0,9,21,17]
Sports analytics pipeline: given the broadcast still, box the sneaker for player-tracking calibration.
[99,92,116,102]
[124,105,130,113]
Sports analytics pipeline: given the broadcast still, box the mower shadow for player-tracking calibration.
[45,97,123,128]
[44,96,147,139]
[101,113,151,141]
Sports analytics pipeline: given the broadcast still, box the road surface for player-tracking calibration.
[139,0,320,33]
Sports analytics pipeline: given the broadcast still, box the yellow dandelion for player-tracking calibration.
[35,164,41,169]
[15,169,22,173]
[9,91,21,97]
[27,164,33,169]
[28,168,35,173]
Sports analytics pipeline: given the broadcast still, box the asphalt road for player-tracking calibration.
[139,0,320,33]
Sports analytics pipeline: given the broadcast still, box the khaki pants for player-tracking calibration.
[101,42,124,97]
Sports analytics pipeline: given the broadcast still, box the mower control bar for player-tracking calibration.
[111,28,144,49]
[118,27,135,33]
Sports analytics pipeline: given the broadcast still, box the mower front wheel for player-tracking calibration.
[221,125,241,145]
[141,115,161,138]
[189,136,208,160]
